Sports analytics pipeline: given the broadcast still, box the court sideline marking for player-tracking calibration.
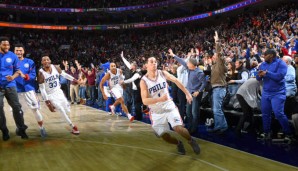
[47,137,229,171]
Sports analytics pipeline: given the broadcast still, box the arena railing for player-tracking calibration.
[0,0,262,30]
[0,0,186,13]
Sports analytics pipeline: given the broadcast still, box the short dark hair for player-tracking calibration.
[0,36,9,44]
[264,49,276,57]
[14,43,25,49]
[41,54,49,58]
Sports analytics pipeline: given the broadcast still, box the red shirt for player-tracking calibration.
[81,68,96,86]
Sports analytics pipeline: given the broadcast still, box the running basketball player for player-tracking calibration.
[140,56,200,155]
[99,62,134,122]
[38,55,79,135]
[14,44,47,138]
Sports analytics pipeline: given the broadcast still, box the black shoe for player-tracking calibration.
[177,141,186,155]
[189,138,200,155]
[76,102,80,105]
[2,129,10,141]
[16,128,29,139]
[71,102,74,105]
[258,132,271,142]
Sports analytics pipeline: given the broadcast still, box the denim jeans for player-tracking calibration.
[79,86,86,99]
[87,85,95,102]
[228,84,239,97]
[212,87,228,130]
[0,87,27,131]
[186,93,203,133]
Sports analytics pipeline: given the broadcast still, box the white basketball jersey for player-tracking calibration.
[109,69,122,89]
[39,64,61,94]
[142,70,174,114]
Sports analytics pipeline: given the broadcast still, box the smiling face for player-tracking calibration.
[0,40,10,53]
[14,47,25,60]
[41,56,51,69]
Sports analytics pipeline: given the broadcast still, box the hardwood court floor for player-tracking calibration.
[0,98,297,171]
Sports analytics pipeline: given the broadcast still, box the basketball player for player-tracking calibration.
[140,57,200,155]
[38,55,79,135]
[14,44,47,138]
[99,62,134,122]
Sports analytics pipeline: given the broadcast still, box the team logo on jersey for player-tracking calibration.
[174,117,181,123]
[24,63,29,68]
[6,58,12,63]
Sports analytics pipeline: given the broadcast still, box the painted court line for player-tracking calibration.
[48,137,229,171]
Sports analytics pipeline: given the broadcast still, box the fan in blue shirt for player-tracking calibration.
[14,44,47,138]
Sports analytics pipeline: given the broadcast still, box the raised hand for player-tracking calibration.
[120,51,124,58]
[214,31,219,42]
[168,49,174,57]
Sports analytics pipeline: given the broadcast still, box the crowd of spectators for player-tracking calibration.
[0,0,297,139]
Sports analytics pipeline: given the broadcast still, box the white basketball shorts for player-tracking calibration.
[19,90,40,109]
[110,87,123,100]
[48,89,70,113]
[150,106,183,136]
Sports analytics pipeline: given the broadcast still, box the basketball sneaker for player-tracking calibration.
[177,141,186,155]
[40,127,47,138]
[127,114,134,122]
[189,138,200,155]
[72,126,80,135]
[109,105,115,115]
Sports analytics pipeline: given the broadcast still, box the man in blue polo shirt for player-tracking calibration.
[0,37,28,141]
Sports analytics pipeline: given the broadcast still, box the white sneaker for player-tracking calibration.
[127,114,134,122]
[40,127,47,138]
[109,105,115,115]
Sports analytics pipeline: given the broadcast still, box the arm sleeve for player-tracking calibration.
[39,83,49,101]
[121,56,131,69]
[234,72,249,84]
[173,55,187,68]
[61,71,75,81]
[285,67,295,82]
[124,73,140,84]
[198,72,207,92]
[81,68,87,75]
[27,61,36,81]
[265,62,287,82]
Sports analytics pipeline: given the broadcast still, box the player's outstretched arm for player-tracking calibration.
[54,65,76,82]
[162,70,193,104]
